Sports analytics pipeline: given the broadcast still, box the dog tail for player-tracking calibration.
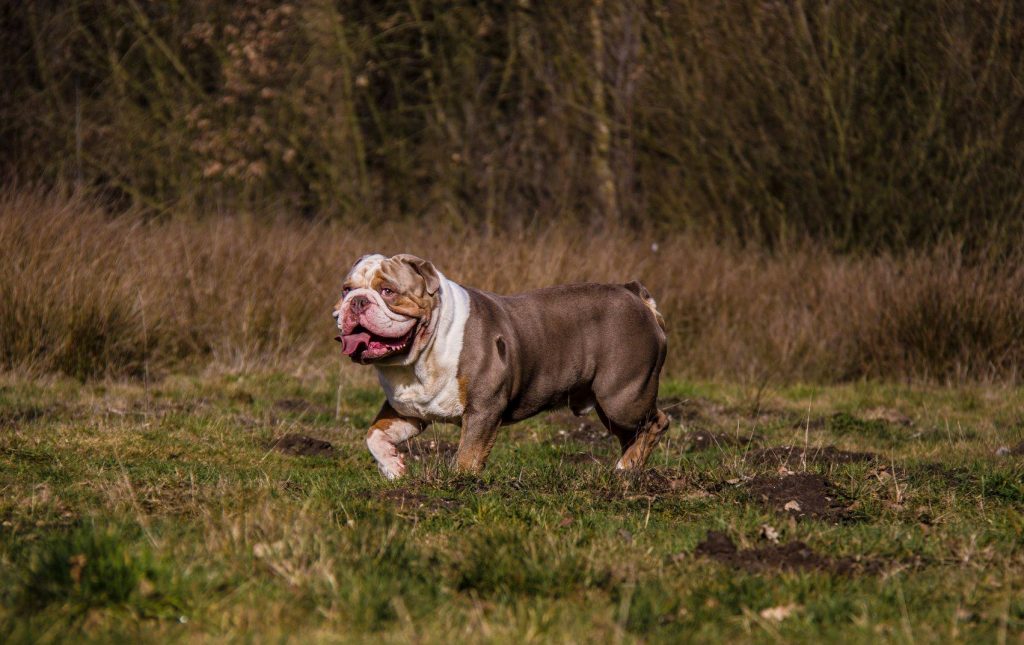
[624,281,665,331]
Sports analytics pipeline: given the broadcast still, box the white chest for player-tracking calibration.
[378,369,464,421]
[374,278,470,422]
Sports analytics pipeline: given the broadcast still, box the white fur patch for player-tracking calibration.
[375,273,470,422]
[366,418,422,480]
[347,254,386,286]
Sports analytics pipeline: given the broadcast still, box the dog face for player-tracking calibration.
[333,254,441,364]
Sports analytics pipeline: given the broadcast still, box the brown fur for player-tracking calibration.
[451,282,668,473]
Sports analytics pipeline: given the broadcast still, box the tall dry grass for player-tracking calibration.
[2,190,1023,383]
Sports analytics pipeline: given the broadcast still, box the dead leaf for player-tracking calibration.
[760,603,800,621]
[759,524,780,544]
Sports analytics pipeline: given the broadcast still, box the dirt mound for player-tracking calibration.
[685,430,761,452]
[545,411,608,444]
[694,531,883,574]
[746,473,853,522]
[746,445,877,467]
[269,433,336,457]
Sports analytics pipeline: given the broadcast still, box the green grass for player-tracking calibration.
[1,371,1023,642]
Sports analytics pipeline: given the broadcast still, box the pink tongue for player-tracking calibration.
[339,332,372,356]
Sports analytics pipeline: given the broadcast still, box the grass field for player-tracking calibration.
[2,367,1022,642]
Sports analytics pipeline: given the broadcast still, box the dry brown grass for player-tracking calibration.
[2,189,1023,382]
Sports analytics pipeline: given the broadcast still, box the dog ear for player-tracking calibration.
[392,254,441,296]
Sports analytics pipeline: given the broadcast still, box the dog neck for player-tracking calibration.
[373,272,470,420]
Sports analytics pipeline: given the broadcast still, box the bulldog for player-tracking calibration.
[332,253,669,479]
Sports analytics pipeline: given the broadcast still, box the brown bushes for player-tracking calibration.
[3,190,1023,383]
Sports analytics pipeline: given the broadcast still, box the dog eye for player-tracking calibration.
[380,287,394,297]
[342,287,352,296]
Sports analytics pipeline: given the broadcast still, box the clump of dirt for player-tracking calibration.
[366,487,461,512]
[545,411,608,444]
[746,445,877,467]
[268,433,336,457]
[746,473,853,522]
[399,437,459,462]
[684,430,762,452]
[693,531,883,575]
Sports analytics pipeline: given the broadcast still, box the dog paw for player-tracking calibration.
[377,457,407,480]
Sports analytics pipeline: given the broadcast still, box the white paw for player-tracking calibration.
[377,458,406,480]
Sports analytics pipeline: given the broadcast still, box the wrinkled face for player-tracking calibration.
[332,253,441,364]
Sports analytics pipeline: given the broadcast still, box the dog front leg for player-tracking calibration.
[454,411,501,474]
[365,402,425,480]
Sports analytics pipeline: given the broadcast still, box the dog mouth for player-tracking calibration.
[335,323,417,362]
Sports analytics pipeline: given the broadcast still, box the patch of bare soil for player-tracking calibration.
[545,411,608,444]
[746,473,854,522]
[746,445,877,467]
[685,430,762,452]
[694,531,884,575]
[268,433,336,457]
[399,437,459,462]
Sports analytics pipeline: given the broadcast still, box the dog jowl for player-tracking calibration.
[333,253,669,480]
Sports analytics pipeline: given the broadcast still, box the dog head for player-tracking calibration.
[332,253,441,364]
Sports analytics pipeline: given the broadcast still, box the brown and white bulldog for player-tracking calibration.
[332,253,670,479]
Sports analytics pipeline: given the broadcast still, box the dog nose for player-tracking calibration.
[350,295,370,313]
